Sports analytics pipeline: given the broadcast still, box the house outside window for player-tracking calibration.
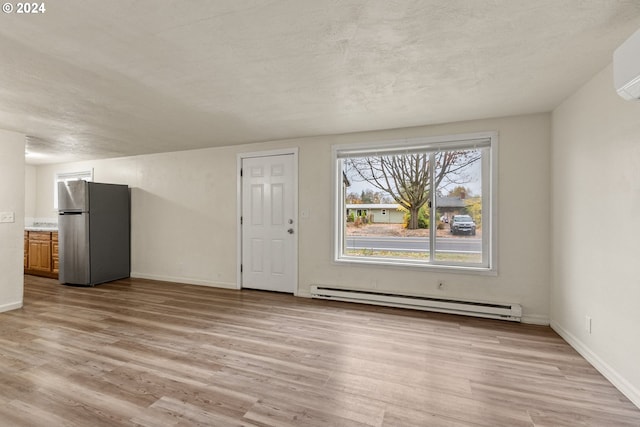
[334,132,497,272]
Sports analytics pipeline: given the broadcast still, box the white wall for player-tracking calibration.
[0,129,25,313]
[551,64,640,407]
[24,164,36,224]
[33,113,551,322]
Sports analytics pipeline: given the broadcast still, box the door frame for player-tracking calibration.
[236,148,299,295]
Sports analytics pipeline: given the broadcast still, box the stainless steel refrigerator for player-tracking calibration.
[58,181,130,286]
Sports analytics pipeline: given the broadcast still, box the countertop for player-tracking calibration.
[25,226,58,232]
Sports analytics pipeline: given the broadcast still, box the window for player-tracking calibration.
[334,132,496,272]
[53,170,93,209]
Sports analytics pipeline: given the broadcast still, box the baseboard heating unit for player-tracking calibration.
[310,286,522,322]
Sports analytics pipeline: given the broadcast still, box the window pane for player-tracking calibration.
[434,149,483,264]
[343,153,432,261]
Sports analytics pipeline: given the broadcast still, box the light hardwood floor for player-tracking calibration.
[0,276,638,426]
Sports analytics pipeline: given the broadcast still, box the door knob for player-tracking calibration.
[287,228,294,234]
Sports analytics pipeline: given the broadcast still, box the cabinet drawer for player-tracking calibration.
[29,231,51,241]
[52,232,58,242]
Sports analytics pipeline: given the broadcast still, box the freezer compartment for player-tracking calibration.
[58,212,90,285]
[58,180,88,213]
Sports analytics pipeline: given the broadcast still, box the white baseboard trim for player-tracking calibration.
[0,300,23,313]
[521,314,549,325]
[296,290,311,298]
[130,272,238,290]
[551,320,640,409]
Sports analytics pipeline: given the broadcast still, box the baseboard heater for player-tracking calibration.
[310,286,522,322]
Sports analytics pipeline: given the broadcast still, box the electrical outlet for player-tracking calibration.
[0,211,15,223]
[586,315,592,334]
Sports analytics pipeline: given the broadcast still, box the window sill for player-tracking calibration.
[334,255,497,276]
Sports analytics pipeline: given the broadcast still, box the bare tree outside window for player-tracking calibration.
[346,150,481,229]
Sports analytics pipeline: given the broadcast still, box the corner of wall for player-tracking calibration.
[550,63,640,410]
[0,128,26,312]
[551,321,640,408]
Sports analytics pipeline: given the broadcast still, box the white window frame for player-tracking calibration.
[332,132,498,274]
[53,169,94,209]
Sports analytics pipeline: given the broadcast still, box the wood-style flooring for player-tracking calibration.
[0,275,638,426]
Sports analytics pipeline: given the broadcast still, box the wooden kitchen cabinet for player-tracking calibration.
[24,231,59,279]
[24,231,28,269]
[28,232,51,272]
[52,232,59,274]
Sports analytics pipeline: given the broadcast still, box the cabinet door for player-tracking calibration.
[28,240,52,272]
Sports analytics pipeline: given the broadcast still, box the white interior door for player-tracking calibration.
[241,154,296,293]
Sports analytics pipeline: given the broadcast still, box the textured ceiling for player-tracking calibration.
[1,1,639,165]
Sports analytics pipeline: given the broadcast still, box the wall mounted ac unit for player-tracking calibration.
[614,28,640,101]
